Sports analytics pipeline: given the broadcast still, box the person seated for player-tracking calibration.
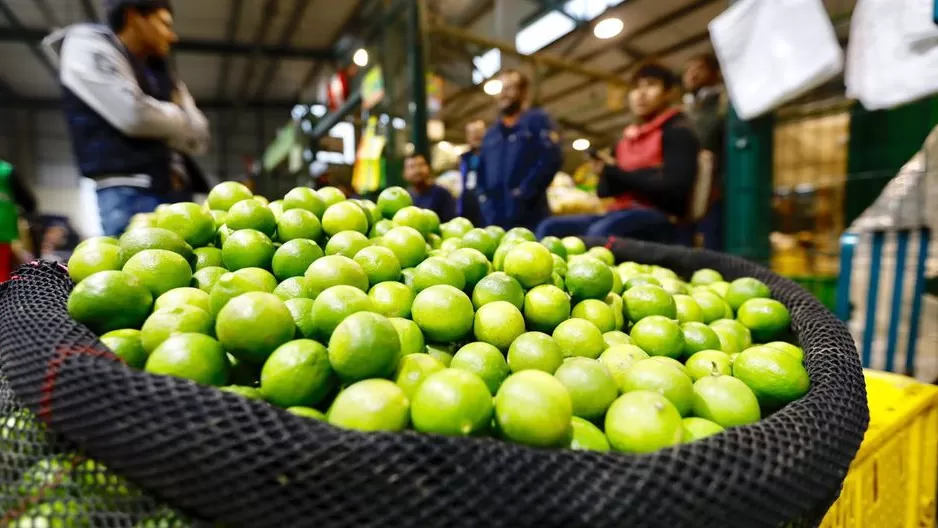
[405,152,457,223]
[535,62,700,241]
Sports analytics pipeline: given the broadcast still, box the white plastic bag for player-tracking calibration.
[709,0,844,120]
[901,0,938,44]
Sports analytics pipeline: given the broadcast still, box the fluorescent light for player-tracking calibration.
[483,79,503,95]
[392,117,407,130]
[291,104,308,120]
[572,138,591,151]
[311,104,327,117]
[353,48,369,67]
[593,17,623,39]
[438,141,452,151]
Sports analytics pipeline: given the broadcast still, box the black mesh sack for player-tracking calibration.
[0,237,868,528]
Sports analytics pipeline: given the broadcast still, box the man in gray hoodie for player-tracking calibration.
[44,0,210,236]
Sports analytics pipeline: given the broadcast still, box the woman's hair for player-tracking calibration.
[629,61,680,90]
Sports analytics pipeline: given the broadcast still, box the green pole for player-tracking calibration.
[407,0,429,157]
[724,106,774,265]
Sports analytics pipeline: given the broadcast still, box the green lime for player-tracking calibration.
[389,317,426,357]
[441,217,473,239]
[380,226,427,268]
[691,374,762,427]
[605,390,683,453]
[140,305,213,353]
[503,242,554,289]
[100,329,148,369]
[609,267,625,296]
[472,272,525,310]
[282,187,326,218]
[123,249,193,298]
[401,268,416,289]
[328,312,401,383]
[412,285,475,343]
[523,284,571,333]
[737,298,791,342]
[565,256,615,301]
[682,417,725,441]
[370,219,395,238]
[153,287,210,314]
[708,281,731,298]
[484,225,505,244]
[710,325,740,355]
[630,316,684,359]
[554,357,618,421]
[648,356,690,377]
[226,199,276,237]
[156,202,216,247]
[659,278,689,296]
[649,266,678,281]
[506,332,563,374]
[119,227,194,266]
[369,282,415,318]
[552,318,606,359]
[571,299,617,333]
[494,371,573,448]
[685,350,732,381]
[605,293,626,330]
[561,236,586,256]
[623,285,677,322]
[690,269,724,286]
[272,239,324,281]
[427,343,455,367]
[208,268,277,316]
[460,228,497,259]
[505,227,536,242]
[394,353,445,399]
[211,209,229,228]
[75,235,119,252]
[420,208,441,235]
[304,255,369,296]
[273,277,312,300]
[285,298,316,339]
[452,342,510,394]
[586,246,614,266]
[193,247,223,271]
[317,186,347,208]
[216,225,232,247]
[551,254,568,277]
[259,340,334,408]
[673,294,704,324]
[67,271,153,333]
[322,202,370,236]
[68,242,122,283]
[599,344,649,391]
[359,199,382,226]
[681,322,722,359]
[324,232,369,260]
[616,261,646,282]
[354,246,402,285]
[624,274,661,291]
[222,229,275,271]
[603,330,632,348]
[446,248,489,288]
[440,238,464,252]
[277,209,323,242]
[725,277,771,312]
[327,379,410,432]
[377,186,413,219]
[765,341,804,363]
[539,236,568,259]
[411,369,493,436]
[207,181,253,211]
[692,291,731,323]
[710,319,753,351]
[216,292,295,364]
[473,301,525,351]
[309,285,375,341]
[733,345,810,410]
[145,333,229,386]
[413,257,466,292]
[492,238,522,271]
[568,416,610,452]
[286,406,326,420]
[619,358,693,416]
[192,266,227,294]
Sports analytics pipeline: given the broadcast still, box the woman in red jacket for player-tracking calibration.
[536,62,700,241]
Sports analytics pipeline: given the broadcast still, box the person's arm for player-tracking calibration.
[168,82,211,156]
[59,28,191,140]
[515,112,563,200]
[436,186,457,223]
[599,122,699,215]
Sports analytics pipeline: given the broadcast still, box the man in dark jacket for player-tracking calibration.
[44,0,210,237]
[406,153,457,223]
[457,120,485,226]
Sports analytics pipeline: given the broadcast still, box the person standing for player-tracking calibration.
[477,70,562,230]
[457,120,485,226]
[405,153,457,223]
[44,0,210,237]
[683,52,727,250]
[0,160,37,282]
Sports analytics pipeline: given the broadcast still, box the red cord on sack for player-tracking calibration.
[604,236,617,250]
[40,345,123,425]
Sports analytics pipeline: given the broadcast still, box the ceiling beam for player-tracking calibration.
[457,0,495,28]
[615,0,719,59]
[228,0,281,129]
[0,1,57,79]
[252,0,315,100]
[78,0,99,21]
[215,0,244,101]
[0,26,335,60]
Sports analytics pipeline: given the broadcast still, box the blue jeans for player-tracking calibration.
[535,208,676,242]
[97,187,169,237]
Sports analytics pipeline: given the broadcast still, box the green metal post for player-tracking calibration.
[724,105,774,265]
[407,0,429,157]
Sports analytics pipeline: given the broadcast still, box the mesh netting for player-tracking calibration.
[0,237,868,527]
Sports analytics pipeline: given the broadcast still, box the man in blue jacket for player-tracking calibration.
[44,0,210,237]
[477,70,562,230]
[457,120,485,226]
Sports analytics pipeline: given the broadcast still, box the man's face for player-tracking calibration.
[683,58,714,93]
[130,7,178,58]
[404,155,430,185]
[466,121,485,149]
[628,77,668,119]
[496,72,525,115]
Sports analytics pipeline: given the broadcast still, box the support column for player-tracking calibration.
[407,0,429,157]
[724,106,774,265]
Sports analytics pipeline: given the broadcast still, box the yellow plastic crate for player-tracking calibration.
[821,370,938,528]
